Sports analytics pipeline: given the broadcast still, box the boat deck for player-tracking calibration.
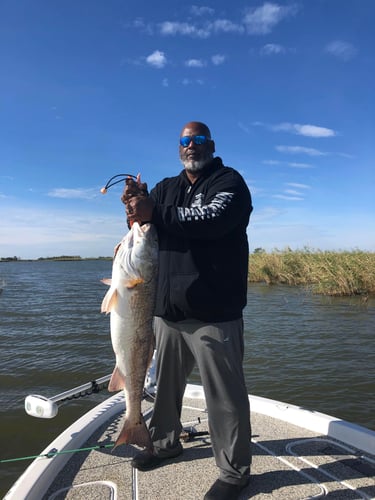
[41,393,375,500]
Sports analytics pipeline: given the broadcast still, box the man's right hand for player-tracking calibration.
[121,176,148,205]
[121,176,153,226]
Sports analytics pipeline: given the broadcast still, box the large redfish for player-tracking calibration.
[101,222,158,451]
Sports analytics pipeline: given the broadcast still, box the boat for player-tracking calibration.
[4,368,375,500]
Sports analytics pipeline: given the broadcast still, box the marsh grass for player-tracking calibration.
[248,249,375,296]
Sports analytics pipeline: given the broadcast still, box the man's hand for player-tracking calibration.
[122,176,154,225]
[126,196,155,225]
[121,176,148,205]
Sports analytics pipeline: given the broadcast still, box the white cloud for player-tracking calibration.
[276,145,327,156]
[132,17,153,35]
[262,159,314,168]
[133,18,145,29]
[160,21,193,35]
[286,182,310,189]
[262,159,281,165]
[254,121,336,138]
[337,152,355,159]
[185,58,206,68]
[260,43,286,55]
[191,6,215,16]
[296,124,335,138]
[162,78,169,87]
[287,162,313,168]
[325,40,357,61]
[146,50,167,68]
[210,19,244,34]
[159,21,210,38]
[273,194,304,201]
[252,205,285,222]
[273,122,336,137]
[285,189,302,195]
[238,122,251,134]
[48,188,98,200]
[211,54,226,65]
[181,78,204,85]
[149,3,298,39]
[160,19,243,37]
[0,204,127,259]
[243,2,298,35]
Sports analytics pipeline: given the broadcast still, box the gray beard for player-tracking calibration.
[181,156,212,173]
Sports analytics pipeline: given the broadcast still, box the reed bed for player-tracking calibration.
[248,249,375,297]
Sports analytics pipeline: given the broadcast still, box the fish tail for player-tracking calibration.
[113,414,153,452]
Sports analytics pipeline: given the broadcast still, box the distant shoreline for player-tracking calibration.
[0,256,112,262]
[1,250,374,297]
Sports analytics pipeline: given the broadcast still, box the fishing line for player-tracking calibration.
[100,173,137,193]
[0,443,115,464]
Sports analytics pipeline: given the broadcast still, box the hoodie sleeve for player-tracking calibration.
[150,168,253,240]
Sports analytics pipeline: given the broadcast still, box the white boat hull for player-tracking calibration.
[5,385,375,500]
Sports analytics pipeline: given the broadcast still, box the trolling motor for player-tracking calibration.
[25,354,158,419]
[24,375,112,418]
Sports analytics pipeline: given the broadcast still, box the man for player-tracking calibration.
[122,121,252,500]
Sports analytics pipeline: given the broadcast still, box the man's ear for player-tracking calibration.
[210,140,216,154]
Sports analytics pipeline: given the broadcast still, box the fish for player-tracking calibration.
[101,221,158,451]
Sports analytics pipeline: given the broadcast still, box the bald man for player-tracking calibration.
[123,121,253,500]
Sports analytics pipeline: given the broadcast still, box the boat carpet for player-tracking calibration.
[43,396,375,500]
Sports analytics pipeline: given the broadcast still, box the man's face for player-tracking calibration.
[179,124,215,174]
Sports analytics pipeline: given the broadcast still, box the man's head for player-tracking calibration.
[179,121,215,176]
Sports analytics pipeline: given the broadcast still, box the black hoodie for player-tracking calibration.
[150,157,253,322]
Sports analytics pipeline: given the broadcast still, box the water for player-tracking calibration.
[0,260,374,496]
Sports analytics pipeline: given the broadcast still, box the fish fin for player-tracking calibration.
[101,278,112,286]
[125,277,145,289]
[108,366,126,392]
[101,288,118,313]
[113,414,153,452]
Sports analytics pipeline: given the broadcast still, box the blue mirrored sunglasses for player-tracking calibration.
[179,135,210,147]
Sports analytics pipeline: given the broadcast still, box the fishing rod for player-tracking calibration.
[0,443,115,464]
[0,425,209,464]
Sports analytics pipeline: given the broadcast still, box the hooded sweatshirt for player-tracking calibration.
[150,157,253,322]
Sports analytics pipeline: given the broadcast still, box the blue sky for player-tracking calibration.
[1,0,374,259]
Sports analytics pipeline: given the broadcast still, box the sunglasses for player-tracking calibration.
[179,135,210,147]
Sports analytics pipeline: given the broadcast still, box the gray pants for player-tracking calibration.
[149,317,251,485]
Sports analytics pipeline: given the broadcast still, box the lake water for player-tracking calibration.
[0,260,374,496]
